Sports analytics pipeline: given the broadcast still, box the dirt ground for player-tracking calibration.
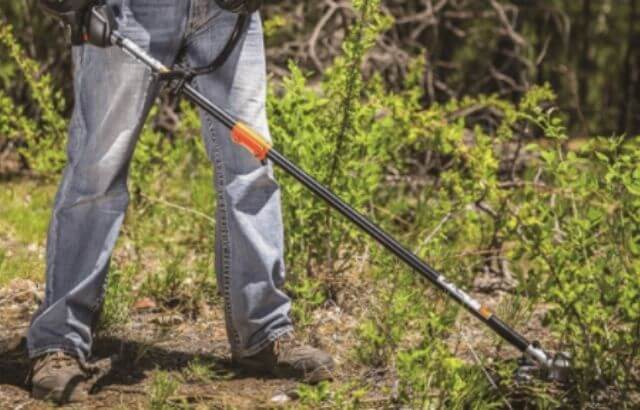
[0,279,378,409]
[0,274,564,409]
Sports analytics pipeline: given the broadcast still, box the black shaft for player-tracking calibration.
[183,85,236,129]
[267,150,530,352]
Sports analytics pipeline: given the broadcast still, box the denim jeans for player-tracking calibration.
[27,0,293,362]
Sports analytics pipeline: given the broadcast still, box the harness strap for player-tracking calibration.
[156,13,249,95]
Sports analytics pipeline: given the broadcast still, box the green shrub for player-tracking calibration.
[519,137,640,405]
[0,24,66,173]
[269,0,394,286]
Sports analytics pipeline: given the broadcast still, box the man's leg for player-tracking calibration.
[27,0,189,363]
[185,5,293,357]
[185,5,334,382]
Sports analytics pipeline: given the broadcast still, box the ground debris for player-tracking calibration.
[1,287,359,408]
[270,391,291,404]
[133,296,157,311]
[151,313,184,326]
[0,279,42,355]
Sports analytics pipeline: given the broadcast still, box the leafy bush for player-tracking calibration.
[521,137,640,404]
[269,0,394,281]
[0,24,66,172]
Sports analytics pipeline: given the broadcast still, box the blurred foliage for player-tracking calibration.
[0,24,66,172]
[261,0,640,137]
[2,0,640,141]
[0,1,72,111]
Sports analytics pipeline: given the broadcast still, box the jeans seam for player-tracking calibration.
[198,86,242,350]
[209,113,241,348]
[43,48,88,308]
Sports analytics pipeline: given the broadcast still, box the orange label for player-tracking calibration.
[231,123,272,161]
[479,306,493,320]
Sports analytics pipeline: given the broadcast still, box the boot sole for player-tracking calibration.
[288,365,333,384]
[236,359,334,384]
[32,378,89,404]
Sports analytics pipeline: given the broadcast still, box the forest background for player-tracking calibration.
[3,0,640,138]
[0,0,639,408]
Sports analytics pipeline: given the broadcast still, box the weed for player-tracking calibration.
[148,371,182,410]
[287,276,327,328]
[183,358,212,384]
[97,267,135,332]
[296,381,369,409]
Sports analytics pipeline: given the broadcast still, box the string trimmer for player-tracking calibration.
[74,5,573,383]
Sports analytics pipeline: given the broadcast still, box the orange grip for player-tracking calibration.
[231,123,272,161]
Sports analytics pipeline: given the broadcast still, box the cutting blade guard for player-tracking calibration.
[516,347,572,384]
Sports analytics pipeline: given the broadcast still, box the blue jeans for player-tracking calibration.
[27,0,293,362]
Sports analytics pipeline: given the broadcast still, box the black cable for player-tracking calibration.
[155,13,249,96]
[188,14,248,77]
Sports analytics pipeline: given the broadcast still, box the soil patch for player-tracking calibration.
[0,280,365,409]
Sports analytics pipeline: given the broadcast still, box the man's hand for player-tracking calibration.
[40,0,117,47]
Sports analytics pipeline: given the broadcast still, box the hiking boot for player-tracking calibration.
[30,352,91,404]
[233,335,335,383]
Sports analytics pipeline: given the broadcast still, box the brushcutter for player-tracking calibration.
[65,5,573,383]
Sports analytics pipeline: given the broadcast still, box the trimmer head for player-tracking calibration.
[546,352,572,383]
[515,350,572,384]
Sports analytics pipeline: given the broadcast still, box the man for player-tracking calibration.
[27,0,334,404]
